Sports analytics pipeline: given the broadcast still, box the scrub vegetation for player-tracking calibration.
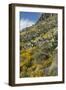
[20,13,58,78]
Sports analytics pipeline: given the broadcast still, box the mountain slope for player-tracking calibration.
[20,13,58,77]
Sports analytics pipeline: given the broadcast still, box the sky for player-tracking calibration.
[19,12,41,30]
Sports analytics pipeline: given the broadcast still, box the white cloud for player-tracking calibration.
[20,19,35,30]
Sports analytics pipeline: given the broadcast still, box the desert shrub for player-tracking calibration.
[42,55,53,68]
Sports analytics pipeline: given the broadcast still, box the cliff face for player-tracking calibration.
[20,13,58,78]
[38,13,51,21]
[37,13,57,22]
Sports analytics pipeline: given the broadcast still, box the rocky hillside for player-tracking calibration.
[20,13,58,77]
